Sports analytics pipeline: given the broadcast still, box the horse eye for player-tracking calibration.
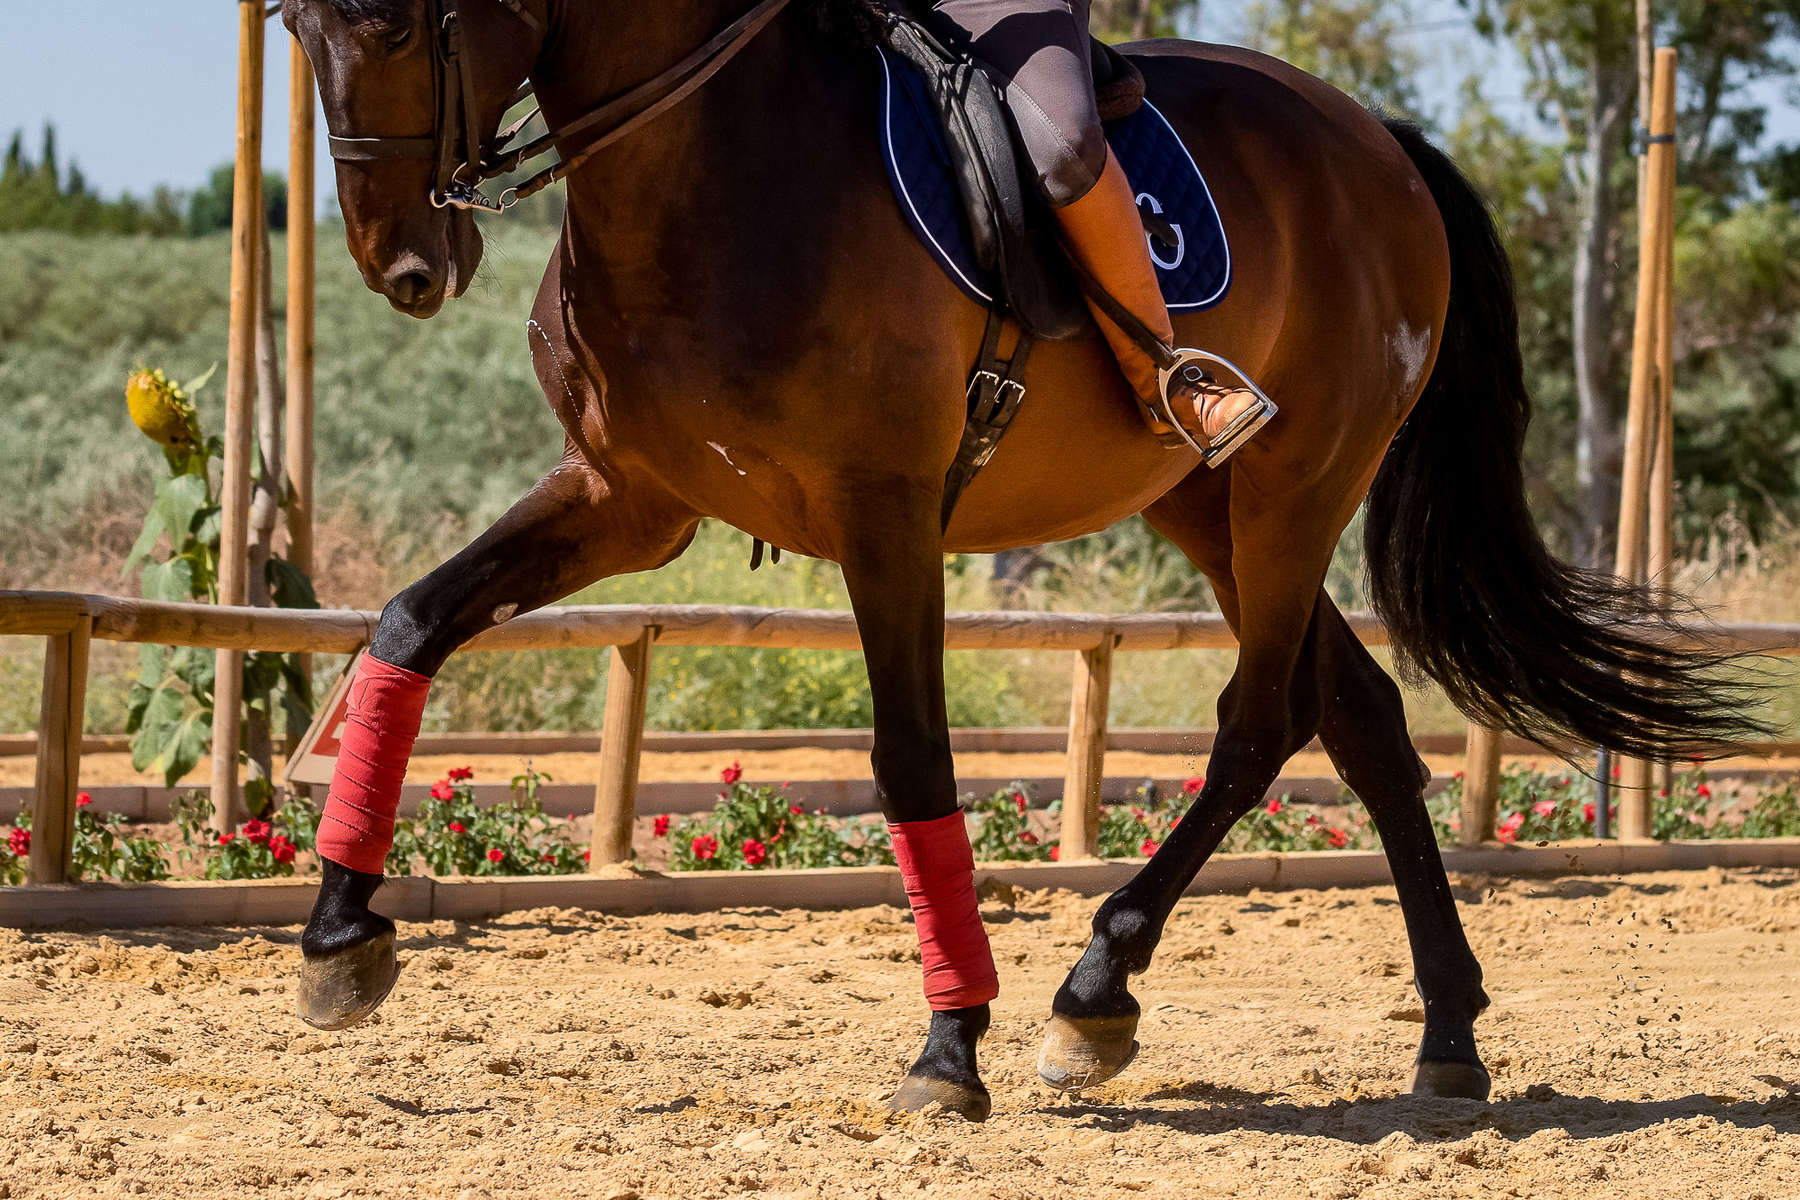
[383,25,413,52]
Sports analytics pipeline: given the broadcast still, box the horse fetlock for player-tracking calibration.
[890,1006,992,1122]
[1092,898,1159,975]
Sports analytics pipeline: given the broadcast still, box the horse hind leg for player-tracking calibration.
[1311,599,1492,1099]
[297,458,697,1030]
[1040,470,1332,1091]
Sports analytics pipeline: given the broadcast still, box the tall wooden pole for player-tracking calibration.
[286,34,317,712]
[211,0,265,832]
[1613,47,1678,841]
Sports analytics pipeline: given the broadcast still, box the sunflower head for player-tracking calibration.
[125,368,202,449]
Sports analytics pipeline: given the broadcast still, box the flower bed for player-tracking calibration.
[7,761,1799,884]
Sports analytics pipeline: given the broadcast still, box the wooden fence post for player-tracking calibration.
[1459,724,1503,847]
[30,619,92,885]
[1059,637,1115,860]
[1613,47,1678,842]
[211,0,266,832]
[590,628,656,868]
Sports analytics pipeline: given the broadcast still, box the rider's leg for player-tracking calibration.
[1054,152,1265,448]
[926,0,1266,453]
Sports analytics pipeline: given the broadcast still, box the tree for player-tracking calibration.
[185,162,289,236]
[1464,0,1800,561]
[1241,0,1422,112]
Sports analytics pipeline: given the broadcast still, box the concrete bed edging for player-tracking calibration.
[4,838,1800,930]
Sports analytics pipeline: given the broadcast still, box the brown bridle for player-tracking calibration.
[324,0,794,214]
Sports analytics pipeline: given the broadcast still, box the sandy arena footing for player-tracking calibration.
[3,867,1800,1198]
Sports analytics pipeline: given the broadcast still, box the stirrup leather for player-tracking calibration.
[1156,349,1278,468]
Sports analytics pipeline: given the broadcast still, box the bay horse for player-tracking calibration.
[285,0,1761,1120]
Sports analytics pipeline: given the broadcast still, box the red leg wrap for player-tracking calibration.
[315,653,431,876]
[888,811,999,1011]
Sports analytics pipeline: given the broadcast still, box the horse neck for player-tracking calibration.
[531,0,815,225]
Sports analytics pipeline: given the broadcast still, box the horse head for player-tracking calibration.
[284,0,545,316]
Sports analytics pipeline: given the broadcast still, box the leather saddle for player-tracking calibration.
[881,15,1145,342]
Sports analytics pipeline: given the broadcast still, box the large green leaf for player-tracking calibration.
[153,473,209,543]
[266,556,320,610]
[140,557,193,603]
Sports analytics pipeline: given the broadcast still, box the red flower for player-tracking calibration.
[6,827,28,857]
[1182,777,1204,795]
[789,805,804,816]
[1697,783,1713,799]
[447,766,474,782]
[1532,800,1557,818]
[217,831,235,846]
[486,848,505,863]
[720,762,743,785]
[1327,828,1349,849]
[1131,807,1147,822]
[448,822,466,834]
[692,835,719,861]
[1014,791,1028,813]
[1019,831,1039,845]
[653,815,671,838]
[1453,770,1464,780]
[242,819,272,845]
[1140,838,1160,857]
[1611,764,1622,780]
[541,852,556,863]
[1266,797,1283,815]
[1657,789,1669,799]
[1049,846,1061,861]
[583,850,591,863]
[1497,812,1526,843]
[75,791,93,808]
[1583,802,1597,823]
[1305,814,1321,826]
[430,780,455,802]
[742,838,768,866]
[269,835,296,865]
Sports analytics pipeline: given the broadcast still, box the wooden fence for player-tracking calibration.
[5,588,1800,888]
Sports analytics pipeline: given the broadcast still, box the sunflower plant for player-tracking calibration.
[122,367,317,808]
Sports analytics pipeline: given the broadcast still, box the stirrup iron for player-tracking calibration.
[1156,349,1278,468]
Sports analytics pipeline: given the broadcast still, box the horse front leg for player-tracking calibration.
[297,459,696,1029]
[837,494,996,1122]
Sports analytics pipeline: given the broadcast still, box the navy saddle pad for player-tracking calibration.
[876,45,1231,312]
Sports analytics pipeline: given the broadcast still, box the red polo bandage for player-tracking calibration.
[316,653,432,875]
[887,811,999,1011]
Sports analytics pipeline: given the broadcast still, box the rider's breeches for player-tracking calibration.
[926,0,1106,208]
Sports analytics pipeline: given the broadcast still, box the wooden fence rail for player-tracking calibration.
[6,589,1800,886]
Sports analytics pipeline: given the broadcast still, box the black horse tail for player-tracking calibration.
[1363,119,1770,759]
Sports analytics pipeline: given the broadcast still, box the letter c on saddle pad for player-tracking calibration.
[315,653,432,876]
[886,811,999,1010]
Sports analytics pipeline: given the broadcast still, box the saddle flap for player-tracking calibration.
[1091,38,1146,122]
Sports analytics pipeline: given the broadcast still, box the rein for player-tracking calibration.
[326,0,794,213]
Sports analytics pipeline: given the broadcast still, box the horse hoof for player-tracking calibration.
[297,929,400,1031]
[1410,1059,1492,1101]
[1037,1012,1140,1093]
[888,1073,993,1122]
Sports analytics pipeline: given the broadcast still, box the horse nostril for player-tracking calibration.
[387,269,435,305]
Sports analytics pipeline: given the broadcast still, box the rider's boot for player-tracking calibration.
[1054,151,1273,464]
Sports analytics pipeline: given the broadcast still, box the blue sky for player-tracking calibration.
[2,2,1794,204]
